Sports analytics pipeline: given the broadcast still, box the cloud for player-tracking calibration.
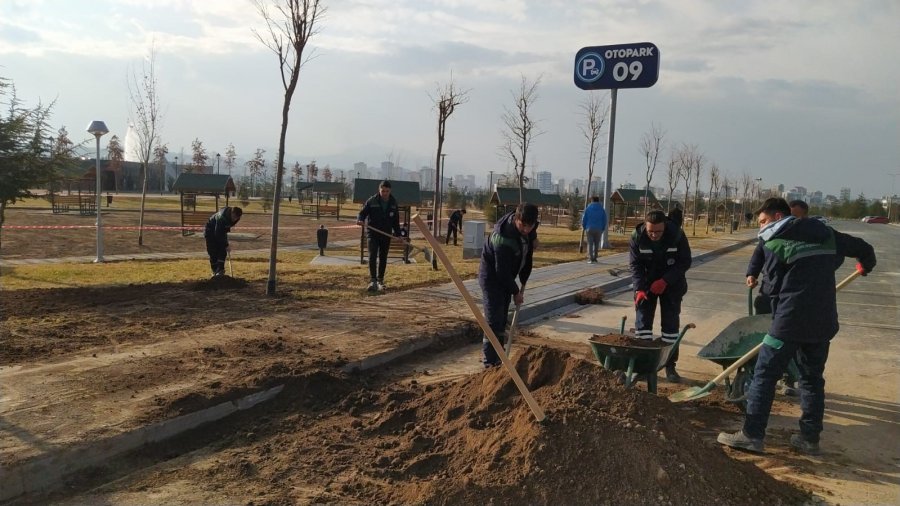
[0,22,41,46]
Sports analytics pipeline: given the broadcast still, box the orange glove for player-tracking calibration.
[650,279,667,295]
[635,290,649,307]
[855,262,869,276]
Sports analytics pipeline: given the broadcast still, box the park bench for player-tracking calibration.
[300,203,340,219]
[181,211,211,236]
[51,194,96,216]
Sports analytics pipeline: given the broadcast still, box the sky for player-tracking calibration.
[2,0,899,199]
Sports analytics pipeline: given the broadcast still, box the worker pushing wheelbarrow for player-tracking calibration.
[693,287,800,409]
[588,317,696,394]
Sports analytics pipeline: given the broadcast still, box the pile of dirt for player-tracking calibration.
[350,347,810,505]
[591,332,669,348]
[190,274,250,291]
[574,287,605,304]
[153,346,809,505]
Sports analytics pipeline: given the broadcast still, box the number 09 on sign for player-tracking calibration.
[574,42,660,90]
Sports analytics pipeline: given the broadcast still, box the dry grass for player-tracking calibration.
[3,198,728,297]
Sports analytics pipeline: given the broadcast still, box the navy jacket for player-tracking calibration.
[629,221,692,295]
[449,210,464,227]
[758,216,875,343]
[478,212,536,295]
[746,240,769,294]
[204,207,239,248]
[357,194,401,238]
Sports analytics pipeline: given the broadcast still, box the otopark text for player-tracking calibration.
[574,42,660,90]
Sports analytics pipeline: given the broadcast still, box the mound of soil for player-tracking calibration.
[591,332,669,348]
[574,287,605,305]
[139,347,809,505]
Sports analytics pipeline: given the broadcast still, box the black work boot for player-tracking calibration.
[665,365,681,383]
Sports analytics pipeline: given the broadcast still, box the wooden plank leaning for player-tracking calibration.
[412,214,546,422]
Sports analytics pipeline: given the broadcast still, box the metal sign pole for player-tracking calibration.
[600,89,617,249]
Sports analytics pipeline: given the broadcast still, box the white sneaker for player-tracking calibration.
[377,280,386,292]
[367,281,378,292]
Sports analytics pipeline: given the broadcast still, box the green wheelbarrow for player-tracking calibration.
[588,317,696,394]
[695,288,799,409]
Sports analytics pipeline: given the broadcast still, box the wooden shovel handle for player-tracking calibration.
[708,269,862,387]
[412,214,546,422]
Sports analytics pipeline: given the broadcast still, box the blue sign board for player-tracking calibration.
[574,42,660,90]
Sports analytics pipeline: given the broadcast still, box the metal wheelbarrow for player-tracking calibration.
[588,317,696,394]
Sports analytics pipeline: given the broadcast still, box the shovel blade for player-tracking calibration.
[668,383,715,403]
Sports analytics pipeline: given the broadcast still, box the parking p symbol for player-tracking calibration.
[576,52,604,83]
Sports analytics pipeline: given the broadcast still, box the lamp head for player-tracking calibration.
[86,121,109,138]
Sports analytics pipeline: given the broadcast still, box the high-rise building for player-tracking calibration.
[840,187,851,201]
[536,171,553,193]
[419,167,435,190]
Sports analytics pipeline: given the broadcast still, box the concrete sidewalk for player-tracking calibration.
[408,230,758,322]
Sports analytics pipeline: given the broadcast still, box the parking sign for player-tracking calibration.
[574,42,660,90]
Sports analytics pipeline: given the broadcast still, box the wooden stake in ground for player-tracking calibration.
[412,214,546,422]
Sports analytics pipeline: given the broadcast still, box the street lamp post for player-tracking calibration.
[888,172,899,223]
[86,121,109,263]
[216,153,221,175]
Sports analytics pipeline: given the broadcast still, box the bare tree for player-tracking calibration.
[128,44,162,246]
[706,163,720,234]
[501,74,542,203]
[677,143,698,214]
[639,123,665,217]
[246,148,266,197]
[740,172,753,225]
[665,147,682,213]
[254,0,324,295]
[430,76,468,243]
[224,143,237,176]
[578,91,608,253]
[690,148,704,236]
[152,143,168,194]
[190,138,209,173]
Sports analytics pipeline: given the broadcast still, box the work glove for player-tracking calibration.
[650,278,667,295]
[634,290,649,307]
[856,261,872,276]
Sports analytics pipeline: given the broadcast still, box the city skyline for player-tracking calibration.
[2,1,898,200]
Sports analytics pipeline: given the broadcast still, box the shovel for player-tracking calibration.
[669,269,862,403]
[505,288,524,355]
[365,224,433,263]
[227,250,234,277]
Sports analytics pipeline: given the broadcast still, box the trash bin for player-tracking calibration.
[106,194,113,207]
[732,220,739,232]
[316,225,328,255]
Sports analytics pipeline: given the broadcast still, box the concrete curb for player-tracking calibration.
[519,236,756,323]
[0,385,284,501]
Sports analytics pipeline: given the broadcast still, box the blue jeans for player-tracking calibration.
[586,229,602,260]
[743,340,830,442]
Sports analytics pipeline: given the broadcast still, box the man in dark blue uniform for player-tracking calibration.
[629,209,692,382]
[446,208,466,245]
[718,198,875,454]
[478,203,538,367]
[203,206,242,277]
[357,180,401,292]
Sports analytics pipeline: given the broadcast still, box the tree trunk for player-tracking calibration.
[138,163,149,246]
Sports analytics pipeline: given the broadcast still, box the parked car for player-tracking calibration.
[864,216,889,224]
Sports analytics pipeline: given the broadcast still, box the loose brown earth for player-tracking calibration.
[1,207,823,505]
